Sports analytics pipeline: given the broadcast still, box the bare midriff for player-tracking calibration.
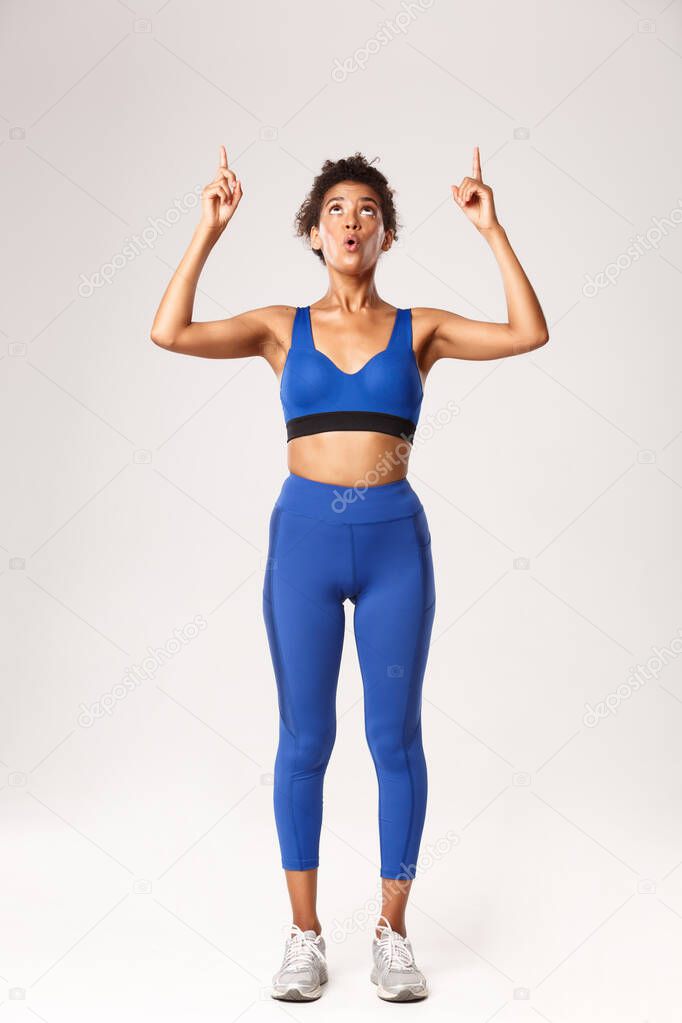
[286,431,412,487]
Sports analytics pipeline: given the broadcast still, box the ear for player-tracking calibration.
[310,224,321,251]
[381,228,394,252]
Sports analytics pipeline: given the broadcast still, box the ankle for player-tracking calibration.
[293,919,322,936]
[375,920,406,939]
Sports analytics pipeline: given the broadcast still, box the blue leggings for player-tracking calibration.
[262,472,436,880]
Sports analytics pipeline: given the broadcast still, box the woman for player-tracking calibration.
[151,145,548,1002]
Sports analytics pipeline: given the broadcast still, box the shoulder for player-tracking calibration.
[248,304,300,347]
[409,306,446,330]
[252,304,299,333]
[252,305,300,372]
[407,306,445,356]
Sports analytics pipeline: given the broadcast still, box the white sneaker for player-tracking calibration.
[271,923,328,1001]
[370,914,428,1001]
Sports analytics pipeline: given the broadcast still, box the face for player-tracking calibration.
[310,180,393,270]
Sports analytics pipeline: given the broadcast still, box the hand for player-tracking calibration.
[200,144,243,233]
[451,147,499,232]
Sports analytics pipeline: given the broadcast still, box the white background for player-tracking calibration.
[1,0,682,1018]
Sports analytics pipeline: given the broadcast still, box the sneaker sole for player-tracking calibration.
[271,975,328,1001]
[370,968,428,1001]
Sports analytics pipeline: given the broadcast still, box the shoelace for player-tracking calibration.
[282,924,325,971]
[374,914,416,970]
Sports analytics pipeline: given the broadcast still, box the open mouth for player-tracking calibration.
[344,236,359,251]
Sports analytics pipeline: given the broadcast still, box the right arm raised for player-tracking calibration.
[150,145,275,359]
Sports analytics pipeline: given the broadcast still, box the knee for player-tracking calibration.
[366,727,409,773]
[290,726,336,775]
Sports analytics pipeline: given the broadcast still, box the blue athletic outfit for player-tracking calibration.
[263,305,435,880]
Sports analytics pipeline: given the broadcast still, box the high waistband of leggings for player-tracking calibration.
[274,472,424,525]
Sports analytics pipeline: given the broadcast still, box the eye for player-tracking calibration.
[328,203,377,215]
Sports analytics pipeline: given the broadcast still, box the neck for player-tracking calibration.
[319,270,383,312]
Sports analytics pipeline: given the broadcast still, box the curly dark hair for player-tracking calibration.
[294,152,400,265]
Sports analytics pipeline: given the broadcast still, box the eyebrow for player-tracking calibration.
[325,195,379,206]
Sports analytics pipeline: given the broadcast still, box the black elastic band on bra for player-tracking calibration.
[286,410,416,444]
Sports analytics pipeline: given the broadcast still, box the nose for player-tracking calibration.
[345,210,359,229]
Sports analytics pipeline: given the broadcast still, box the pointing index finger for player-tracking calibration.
[220,144,228,169]
[473,145,482,181]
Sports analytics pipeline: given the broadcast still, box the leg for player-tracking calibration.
[352,511,436,930]
[375,877,411,938]
[284,868,322,935]
[263,507,348,923]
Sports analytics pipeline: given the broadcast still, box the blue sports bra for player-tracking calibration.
[280,305,423,443]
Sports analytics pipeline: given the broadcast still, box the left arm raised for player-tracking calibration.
[415,148,549,368]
